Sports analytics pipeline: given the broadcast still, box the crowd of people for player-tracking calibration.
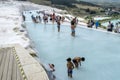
[87,19,120,33]
[23,11,120,37]
[22,11,80,37]
[42,56,85,80]
[106,21,120,33]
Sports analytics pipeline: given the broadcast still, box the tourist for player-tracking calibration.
[38,15,42,23]
[91,19,95,28]
[73,17,78,28]
[72,57,85,68]
[43,14,48,24]
[71,19,76,37]
[87,19,94,28]
[35,16,39,23]
[57,18,61,32]
[114,23,120,33]
[52,13,56,24]
[61,16,65,23]
[55,16,59,22]
[43,63,56,80]
[87,20,91,28]
[107,21,114,32]
[95,20,99,29]
[50,14,52,21]
[31,15,36,23]
[66,57,74,78]
[22,12,25,21]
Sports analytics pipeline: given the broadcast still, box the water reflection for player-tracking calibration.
[43,24,47,31]
[52,24,55,32]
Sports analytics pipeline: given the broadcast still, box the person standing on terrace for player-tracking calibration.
[95,20,99,29]
[114,23,120,33]
[107,21,114,32]
[91,19,95,28]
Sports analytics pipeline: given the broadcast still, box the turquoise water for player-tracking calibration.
[24,10,120,80]
[25,21,120,80]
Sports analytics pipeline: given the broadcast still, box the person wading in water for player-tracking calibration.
[66,58,74,78]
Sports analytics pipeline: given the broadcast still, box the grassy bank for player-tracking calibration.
[29,0,51,5]
[27,0,105,18]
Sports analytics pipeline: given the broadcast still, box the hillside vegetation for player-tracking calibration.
[28,0,105,17]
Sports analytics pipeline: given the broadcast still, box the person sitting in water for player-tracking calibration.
[66,57,74,78]
[72,57,85,68]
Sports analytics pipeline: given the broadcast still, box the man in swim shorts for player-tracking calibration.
[72,57,85,68]
[66,58,74,78]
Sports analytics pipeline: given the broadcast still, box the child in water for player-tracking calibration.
[66,58,74,78]
[72,57,85,68]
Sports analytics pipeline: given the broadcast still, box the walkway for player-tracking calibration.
[0,47,24,80]
[0,44,49,80]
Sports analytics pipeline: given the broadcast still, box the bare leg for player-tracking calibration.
[70,73,72,78]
